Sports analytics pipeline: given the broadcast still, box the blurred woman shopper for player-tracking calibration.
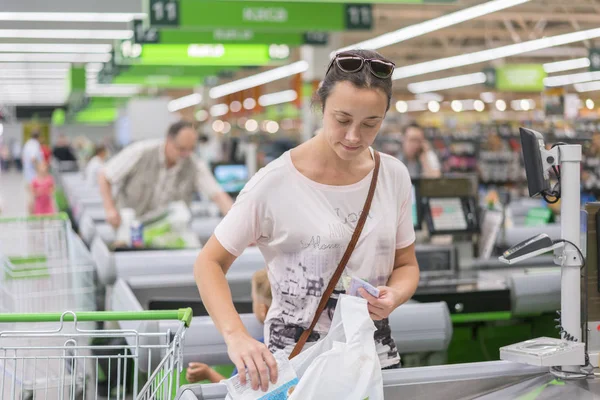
[194,50,420,392]
[31,160,55,215]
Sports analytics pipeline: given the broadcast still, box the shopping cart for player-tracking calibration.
[0,214,96,314]
[0,308,192,400]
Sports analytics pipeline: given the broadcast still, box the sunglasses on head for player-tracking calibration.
[326,52,395,79]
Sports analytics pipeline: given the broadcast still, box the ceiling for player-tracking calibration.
[0,0,599,109]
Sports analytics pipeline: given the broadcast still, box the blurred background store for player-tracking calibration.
[1,1,600,399]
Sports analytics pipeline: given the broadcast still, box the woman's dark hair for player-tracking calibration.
[316,49,394,112]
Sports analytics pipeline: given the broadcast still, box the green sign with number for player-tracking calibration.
[133,23,328,46]
[148,0,372,31]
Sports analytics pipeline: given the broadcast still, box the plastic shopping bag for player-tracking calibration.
[288,294,384,400]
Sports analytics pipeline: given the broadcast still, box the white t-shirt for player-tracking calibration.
[22,139,42,183]
[85,156,104,187]
[214,149,415,368]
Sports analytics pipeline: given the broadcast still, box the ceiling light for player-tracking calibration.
[195,110,209,122]
[394,27,600,80]
[0,44,111,54]
[415,92,443,102]
[396,101,408,113]
[427,101,440,113]
[0,29,133,40]
[451,100,463,112]
[574,81,600,93]
[243,98,256,110]
[337,0,530,52]
[0,12,145,22]
[474,100,485,112]
[210,61,308,99]
[222,122,232,134]
[0,53,111,63]
[258,90,298,107]
[230,101,242,113]
[245,119,259,132]
[212,120,225,133]
[210,103,229,117]
[168,93,202,112]
[86,84,140,97]
[545,71,600,87]
[495,99,507,111]
[543,57,590,74]
[408,72,487,94]
[266,121,279,134]
[586,99,595,110]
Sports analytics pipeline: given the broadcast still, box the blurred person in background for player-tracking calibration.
[98,120,234,228]
[397,123,441,178]
[11,139,22,171]
[22,131,43,213]
[40,137,51,164]
[52,134,77,162]
[85,145,108,187]
[0,141,10,172]
[30,160,55,216]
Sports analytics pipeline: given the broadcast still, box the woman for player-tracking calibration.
[194,49,420,392]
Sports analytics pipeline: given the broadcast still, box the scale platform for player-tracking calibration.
[500,337,585,367]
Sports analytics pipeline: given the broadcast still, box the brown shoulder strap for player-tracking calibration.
[289,150,381,359]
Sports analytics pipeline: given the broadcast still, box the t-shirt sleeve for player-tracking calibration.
[102,142,146,185]
[194,158,224,200]
[213,175,269,257]
[396,166,416,249]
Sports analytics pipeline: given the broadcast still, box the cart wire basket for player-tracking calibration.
[0,308,192,400]
[0,214,96,315]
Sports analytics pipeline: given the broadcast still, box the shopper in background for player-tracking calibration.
[52,134,77,162]
[194,49,419,392]
[397,123,441,178]
[85,145,108,187]
[22,131,43,184]
[11,139,22,171]
[186,268,272,384]
[40,137,51,164]
[30,160,55,216]
[98,120,234,228]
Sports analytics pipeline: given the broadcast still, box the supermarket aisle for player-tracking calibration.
[0,170,27,217]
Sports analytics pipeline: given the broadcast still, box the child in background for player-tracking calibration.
[186,268,272,384]
[31,161,56,215]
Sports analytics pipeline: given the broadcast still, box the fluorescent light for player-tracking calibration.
[338,0,530,52]
[474,100,485,112]
[544,71,600,87]
[0,53,111,63]
[415,92,443,102]
[243,98,256,110]
[451,100,463,112]
[480,92,495,103]
[168,93,203,112]
[210,104,229,117]
[0,72,66,79]
[0,44,112,54]
[408,72,487,94]
[496,99,507,111]
[0,29,133,40]
[245,119,259,132]
[396,101,408,113]
[510,99,535,111]
[543,57,590,73]
[0,12,145,22]
[210,61,308,99]
[394,27,600,80]
[258,90,298,107]
[574,80,600,93]
[396,99,427,113]
[86,84,140,97]
[427,101,440,113]
[586,99,595,109]
[212,120,225,133]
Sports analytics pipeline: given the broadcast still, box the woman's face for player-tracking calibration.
[322,81,387,161]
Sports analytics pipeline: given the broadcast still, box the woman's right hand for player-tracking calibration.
[225,330,278,391]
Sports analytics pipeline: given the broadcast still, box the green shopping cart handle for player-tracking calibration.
[0,308,193,328]
[0,212,70,223]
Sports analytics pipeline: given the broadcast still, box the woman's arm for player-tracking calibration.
[194,235,278,391]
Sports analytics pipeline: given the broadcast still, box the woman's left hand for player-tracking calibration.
[358,286,403,320]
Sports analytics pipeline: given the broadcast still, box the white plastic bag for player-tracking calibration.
[288,294,384,400]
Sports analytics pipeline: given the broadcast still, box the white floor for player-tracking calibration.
[0,169,28,217]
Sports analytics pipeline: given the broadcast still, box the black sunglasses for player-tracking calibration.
[326,52,395,79]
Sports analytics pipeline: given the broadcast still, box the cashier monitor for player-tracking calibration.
[211,163,249,198]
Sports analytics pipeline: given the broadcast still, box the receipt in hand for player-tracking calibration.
[348,275,380,298]
[224,351,299,400]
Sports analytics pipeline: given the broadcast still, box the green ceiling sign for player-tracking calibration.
[216,0,453,2]
[148,0,372,31]
[495,64,546,92]
[119,64,232,77]
[128,43,288,66]
[113,75,205,88]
